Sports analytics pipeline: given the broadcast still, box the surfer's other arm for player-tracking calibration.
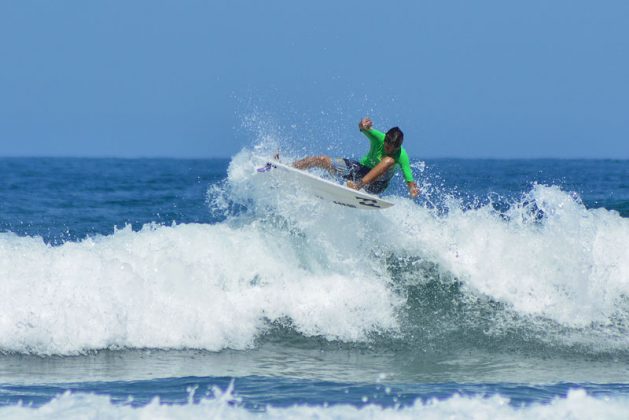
[348,160,419,198]
[347,157,395,190]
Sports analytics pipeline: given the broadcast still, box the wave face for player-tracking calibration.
[0,151,628,356]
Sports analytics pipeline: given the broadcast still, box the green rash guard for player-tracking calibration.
[359,128,415,182]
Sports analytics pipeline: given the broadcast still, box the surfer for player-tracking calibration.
[293,117,419,198]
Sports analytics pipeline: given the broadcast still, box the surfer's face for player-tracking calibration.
[384,141,400,155]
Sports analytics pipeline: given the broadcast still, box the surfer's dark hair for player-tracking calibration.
[385,127,404,148]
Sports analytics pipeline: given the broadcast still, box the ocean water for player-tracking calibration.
[0,152,628,418]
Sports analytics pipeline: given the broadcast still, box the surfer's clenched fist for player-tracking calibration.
[359,117,373,131]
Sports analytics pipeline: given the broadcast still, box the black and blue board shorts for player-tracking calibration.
[331,158,394,195]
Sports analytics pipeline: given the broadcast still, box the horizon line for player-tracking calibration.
[0,155,627,161]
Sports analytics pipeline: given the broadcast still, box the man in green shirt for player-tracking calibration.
[293,117,419,198]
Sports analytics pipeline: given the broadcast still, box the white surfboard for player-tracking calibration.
[257,161,394,210]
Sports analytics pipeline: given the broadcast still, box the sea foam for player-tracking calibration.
[2,388,628,420]
[0,221,398,355]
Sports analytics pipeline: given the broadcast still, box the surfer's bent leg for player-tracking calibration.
[329,159,365,180]
[293,156,333,170]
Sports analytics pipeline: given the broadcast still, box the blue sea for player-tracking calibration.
[0,151,628,418]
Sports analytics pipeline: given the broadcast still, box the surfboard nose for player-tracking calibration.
[256,163,274,173]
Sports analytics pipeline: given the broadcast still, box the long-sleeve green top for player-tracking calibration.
[359,129,414,182]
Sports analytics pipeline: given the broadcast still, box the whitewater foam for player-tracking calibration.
[2,388,628,420]
[1,149,628,356]
[389,184,629,328]
[217,150,629,350]
[0,221,399,355]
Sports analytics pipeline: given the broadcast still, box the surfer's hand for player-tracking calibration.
[347,180,361,190]
[359,117,372,131]
[408,182,419,198]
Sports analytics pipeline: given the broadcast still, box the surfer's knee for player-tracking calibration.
[294,156,332,170]
[308,156,332,169]
[318,156,332,166]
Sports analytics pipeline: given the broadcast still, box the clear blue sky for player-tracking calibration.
[1,1,628,158]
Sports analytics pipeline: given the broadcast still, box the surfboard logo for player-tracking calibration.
[333,201,357,208]
[355,197,381,208]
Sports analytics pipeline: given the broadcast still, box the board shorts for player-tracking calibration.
[331,158,395,195]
